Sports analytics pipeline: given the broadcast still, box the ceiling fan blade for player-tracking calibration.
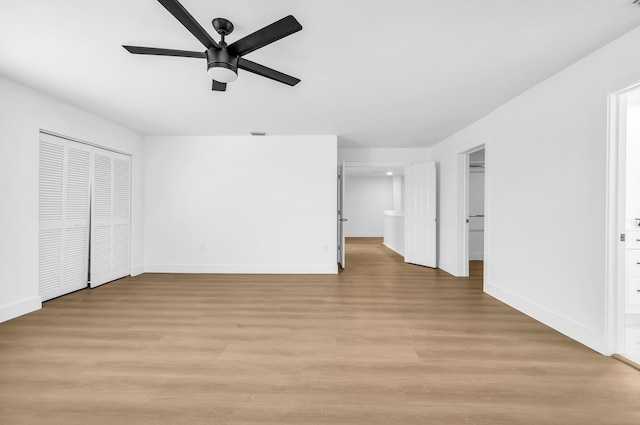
[157,0,220,49]
[123,45,205,58]
[212,80,227,91]
[228,15,302,57]
[238,58,300,86]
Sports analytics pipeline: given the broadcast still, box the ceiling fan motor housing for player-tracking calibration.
[206,47,239,81]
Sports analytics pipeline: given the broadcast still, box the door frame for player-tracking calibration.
[605,82,640,355]
[337,162,346,269]
[457,144,487,278]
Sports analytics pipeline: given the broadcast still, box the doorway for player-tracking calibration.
[458,146,486,280]
[607,84,640,362]
[340,162,405,268]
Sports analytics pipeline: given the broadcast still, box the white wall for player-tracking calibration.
[383,212,405,256]
[339,147,430,164]
[430,25,640,354]
[0,75,144,323]
[143,135,337,274]
[344,176,393,237]
[392,175,403,211]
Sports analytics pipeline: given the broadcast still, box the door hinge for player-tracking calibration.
[621,233,626,242]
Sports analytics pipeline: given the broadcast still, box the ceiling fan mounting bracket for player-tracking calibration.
[212,18,234,36]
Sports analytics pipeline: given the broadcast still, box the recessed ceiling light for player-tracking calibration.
[386,171,393,176]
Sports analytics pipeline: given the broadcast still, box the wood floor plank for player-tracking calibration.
[1,238,639,424]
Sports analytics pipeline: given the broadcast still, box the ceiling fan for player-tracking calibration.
[123,0,302,91]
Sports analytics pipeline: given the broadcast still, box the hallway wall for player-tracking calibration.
[344,176,393,237]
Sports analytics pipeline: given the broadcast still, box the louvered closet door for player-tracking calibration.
[39,133,92,301]
[90,149,130,287]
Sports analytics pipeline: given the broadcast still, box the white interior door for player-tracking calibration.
[404,162,437,268]
[90,149,131,287]
[39,133,92,301]
[338,162,346,268]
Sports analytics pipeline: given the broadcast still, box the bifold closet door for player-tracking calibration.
[90,149,131,288]
[39,133,92,301]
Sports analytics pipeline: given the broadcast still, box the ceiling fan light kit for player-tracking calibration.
[206,47,238,83]
[123,0,302,92]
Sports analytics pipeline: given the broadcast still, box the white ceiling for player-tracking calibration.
[1,1,639,148]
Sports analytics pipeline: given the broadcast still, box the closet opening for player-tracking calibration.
[458,145,486,282]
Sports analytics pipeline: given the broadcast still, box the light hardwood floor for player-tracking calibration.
[1,237,638,424]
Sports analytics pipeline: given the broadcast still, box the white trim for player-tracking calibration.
[130,264,145,277]
[483,142,491,292]
[605,90,623,356]
[40,129,132,157]
[382,243,403,256]
[469,252,484,261]
[457,152,469,277]
[0,297,41,323]
[144,264,338,274]
[344,161,407,168]
[486,281,601,352]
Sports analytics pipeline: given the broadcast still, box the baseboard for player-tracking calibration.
[144,263,338,274]
[469,252,484,261]
[382,243,403,257]
[130,264,145,277]
[345,234,384,238]
[485,280,603,354]
[0,296,41,323]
